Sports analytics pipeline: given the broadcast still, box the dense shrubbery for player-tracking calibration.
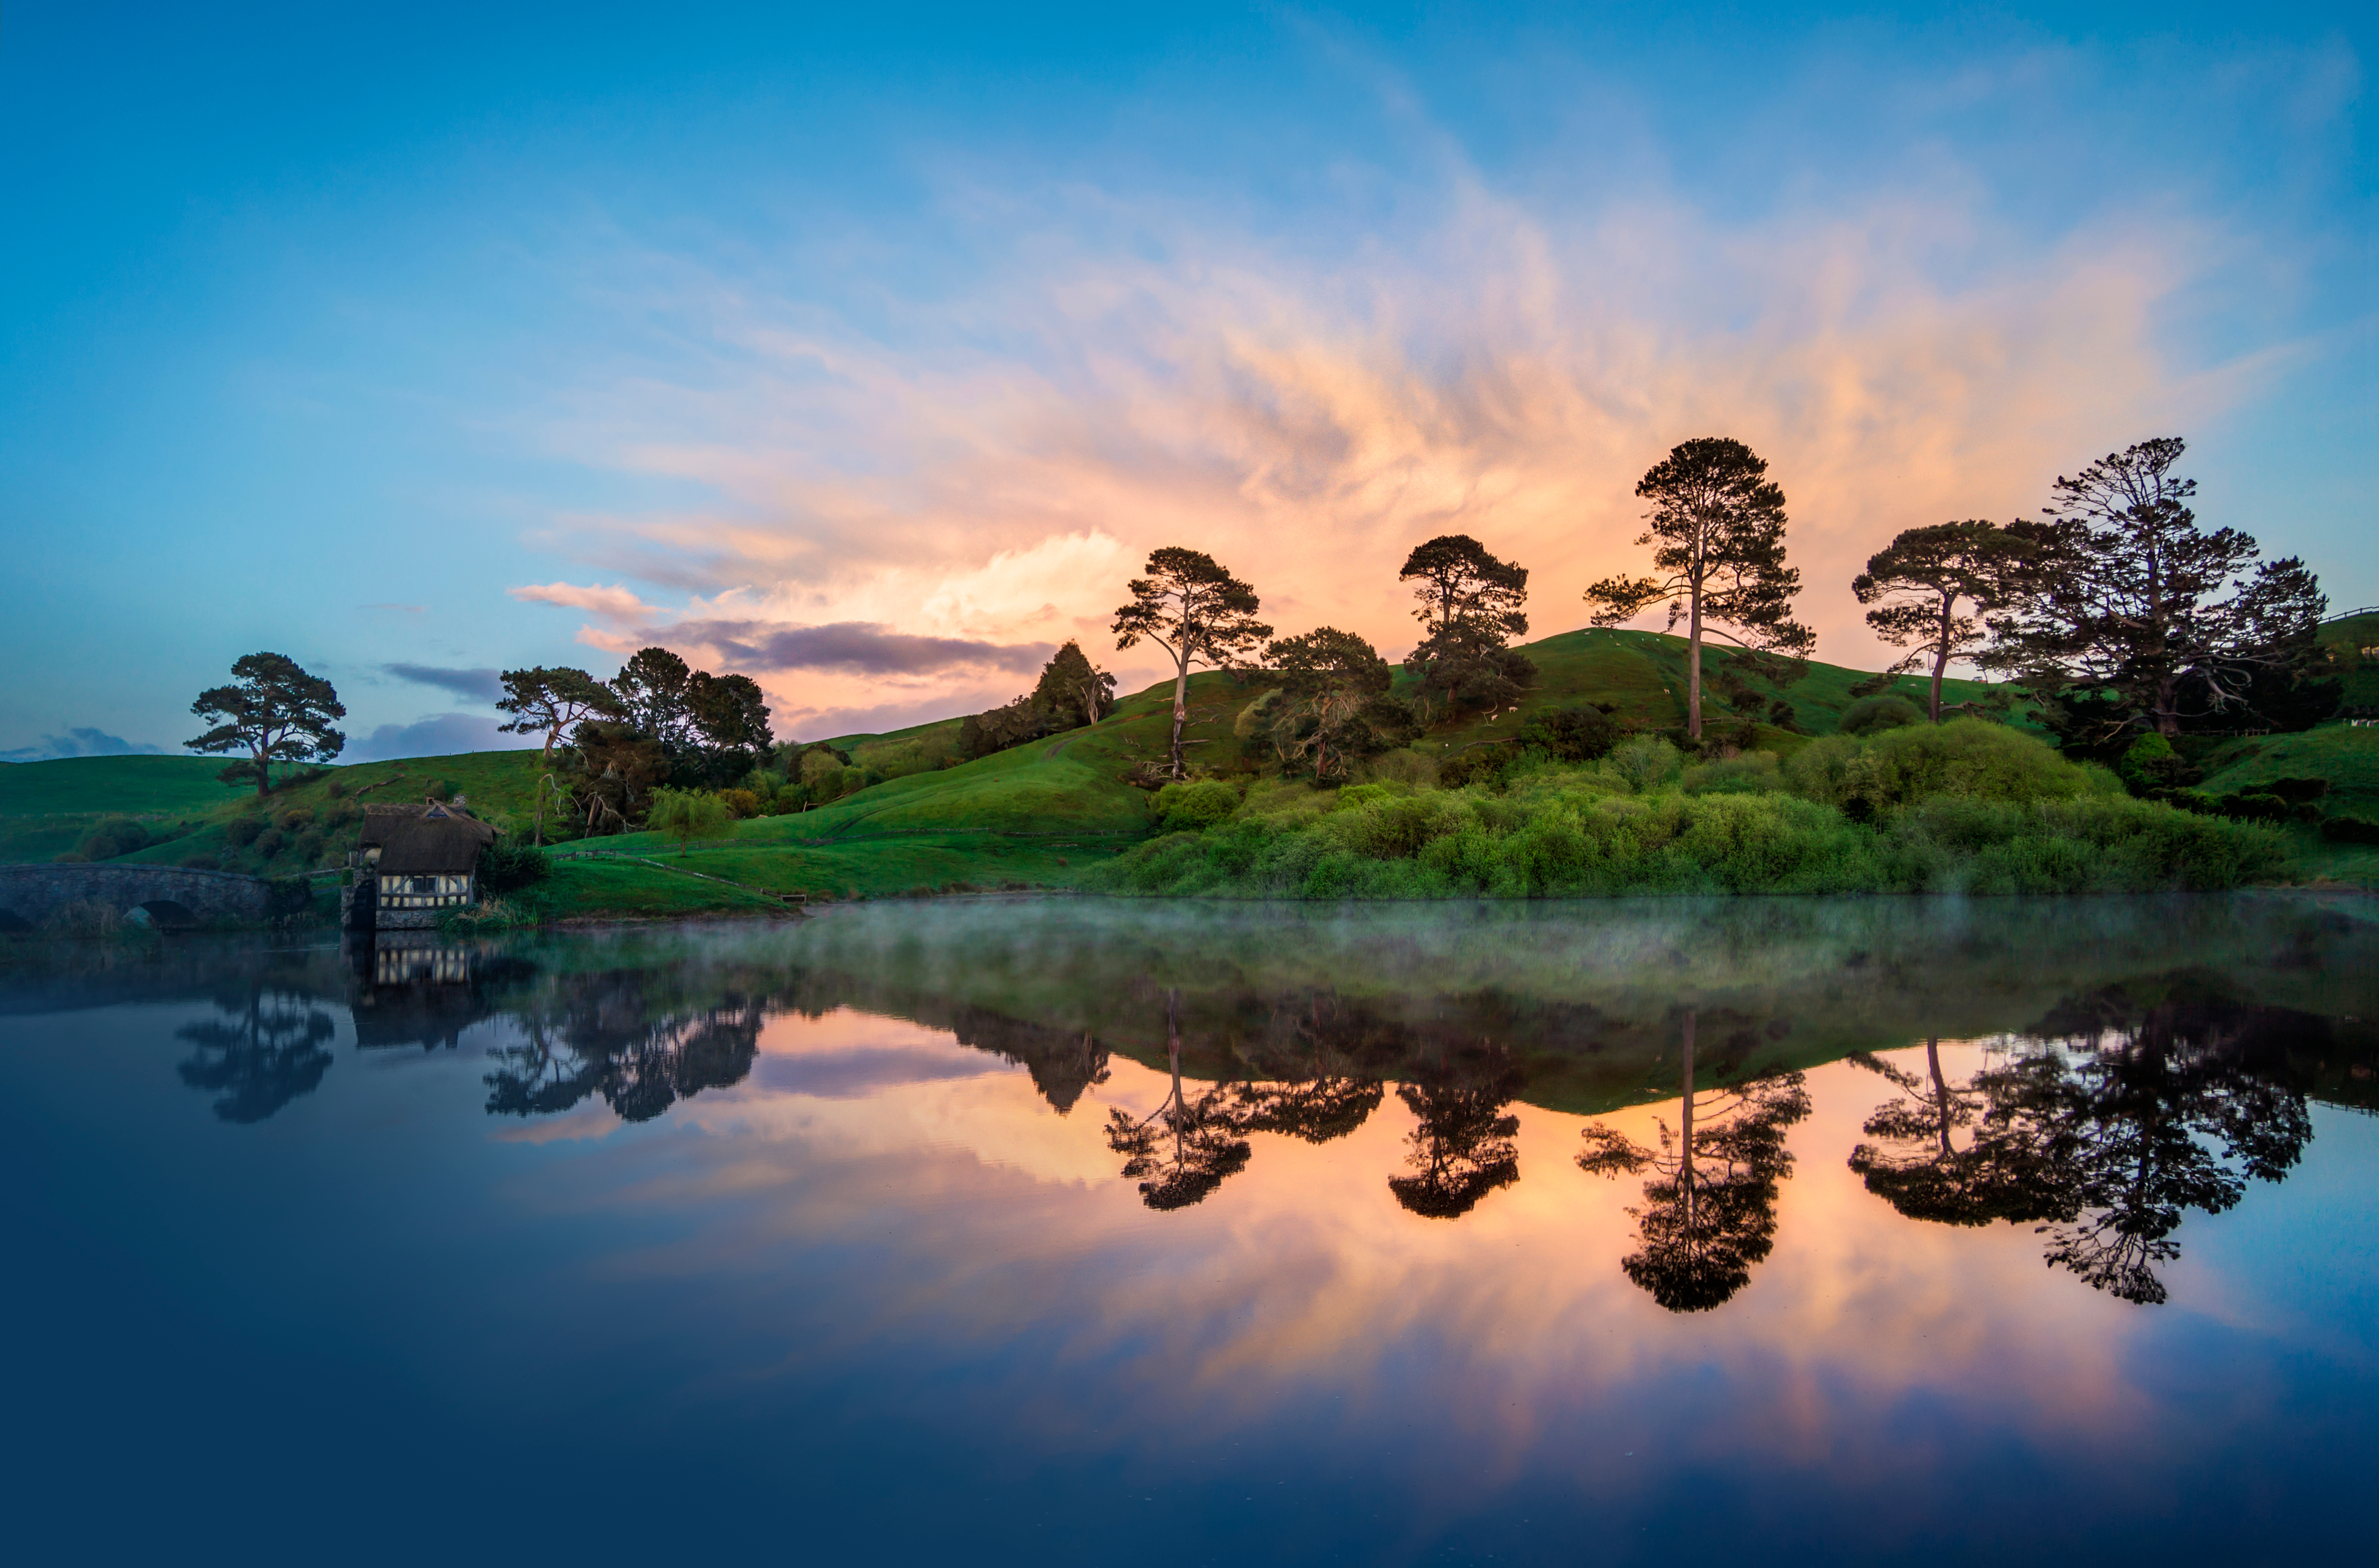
[1087,718,2287,899]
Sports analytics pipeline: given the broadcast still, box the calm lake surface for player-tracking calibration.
[3,895,2375,1566]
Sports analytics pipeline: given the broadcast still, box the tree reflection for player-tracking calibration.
[1231,994,1388,1144]
[483,974,764,1123]
[176,988,336,1123]
[1847,980,2319,1305]
[1578,1010,1810,1311]
[1846,1039,2072,1227]
[1389,1043,1522,1220]
[1104,989,1252,1210]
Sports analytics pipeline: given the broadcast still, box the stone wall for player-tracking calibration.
[0,864,275,926]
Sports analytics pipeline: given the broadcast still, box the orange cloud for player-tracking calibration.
[520,170,2249,727]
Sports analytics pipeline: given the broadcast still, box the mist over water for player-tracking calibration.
[3,895,2375,1564]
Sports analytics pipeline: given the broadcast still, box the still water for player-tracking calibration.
[3,896,2375,1565]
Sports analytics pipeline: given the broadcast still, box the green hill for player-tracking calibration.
[8,622,2371,904]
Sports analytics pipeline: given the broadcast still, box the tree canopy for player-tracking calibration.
[1852,520,2030,723]
[496,666,621,767]
[1986,438,2331,746]
[1031,639,1117,729]
[1113,547,1271,779]
[1399,534,1536,718]
[186,652,347,796]
[1584,437,1812,739]
[1259,626,1408,780]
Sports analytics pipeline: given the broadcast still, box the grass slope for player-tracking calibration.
[8,623,2370,903]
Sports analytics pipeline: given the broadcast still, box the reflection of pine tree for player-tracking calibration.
[1846,1040,2073,1227]
[1388,1044,1522,1220]
[482,973,763,1123]
[2002,985,2313,1305]
[1230,993,1387,1144]
[176,988,336,1123]
[1577,1011,1809,1312]
[1104,990,1251,1211]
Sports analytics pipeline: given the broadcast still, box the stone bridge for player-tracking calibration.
[0,864,276,930]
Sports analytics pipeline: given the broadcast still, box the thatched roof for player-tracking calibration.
[372,805,497,874]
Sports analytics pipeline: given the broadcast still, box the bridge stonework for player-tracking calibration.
[0,864,275,926]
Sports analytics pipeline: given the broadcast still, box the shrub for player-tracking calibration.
[265,878,316,921]
[75,818,151,861]
[479,836,552,893]
[223,816,266,848]
[1151,778,1241,831]
[1438,747,1513,789]
[250,828,288,859]
[647,788,734,855]
[1840,695,1924,735]
[1513,706,1620,763]
[1361,748,1440,789]
[1682,753,1782,796]
[2320,815,2379,845]
[1605,736,1684,793]
[718,788,762,819]
[1786,719,2097,816]
[2116,732,2193,796]
[273,806,315,832]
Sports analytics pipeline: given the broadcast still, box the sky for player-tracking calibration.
[0,2,2370,758]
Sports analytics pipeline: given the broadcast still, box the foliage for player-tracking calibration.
[1852,520,2030,721]
[1031,640,1118,729]
[187,652,347,796]
[1782,719,2107,817]
[1087,720,2284,899]
[1113,546,1272,779]
[563,719,669,832]
[1511,705,1620,763]
[1838,694,1924,736]
[1988,438,2333,745]
[1400,535,1536,719]
[2116,732,2196,797]
[75,817,152,861]
[1151,778,1242,831]
[478,835,552,894]
[959,693,1064,760]
[1258,627,1411,779]
[1584,437,1814,738]
[496,666,621,765]
[646,787,734,857]
[2320,815,2379,845]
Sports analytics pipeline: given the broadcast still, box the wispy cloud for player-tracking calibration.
[508,581,659,621]
[384,663,504,704]
[668,620,1048,678]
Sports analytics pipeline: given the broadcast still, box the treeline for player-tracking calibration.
[1096,432,2337,790]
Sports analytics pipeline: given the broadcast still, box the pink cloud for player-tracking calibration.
[508,581,659,622]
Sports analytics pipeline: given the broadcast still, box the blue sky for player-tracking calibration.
[1,2,2370,756]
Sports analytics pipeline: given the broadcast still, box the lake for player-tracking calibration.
[3,895,2374,1565]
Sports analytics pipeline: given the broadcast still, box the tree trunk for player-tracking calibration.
[1678,1009,1697,1226]
[1926,1036,1950,1157]
[1686,591,1704,740]
[1168,654,1192,779]
[1931,593,1954,723]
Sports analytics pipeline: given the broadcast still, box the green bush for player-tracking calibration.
[2116,732,2193,795]
[1084,744,2284,900]
[1840,694,1925,735]
[1513,706,1620,762]
[1786,718,2100,817]
[1605,735,1684,792]
[479,836,552,893]
[1151,778,1242,831]
[75,817,151,861]
[1682,753,1782,796]
[2320,815,2379,845]
[223,816,266,848]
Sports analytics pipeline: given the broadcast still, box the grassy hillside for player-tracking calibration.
[0,755,250,814]
[11,620,2375,904]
